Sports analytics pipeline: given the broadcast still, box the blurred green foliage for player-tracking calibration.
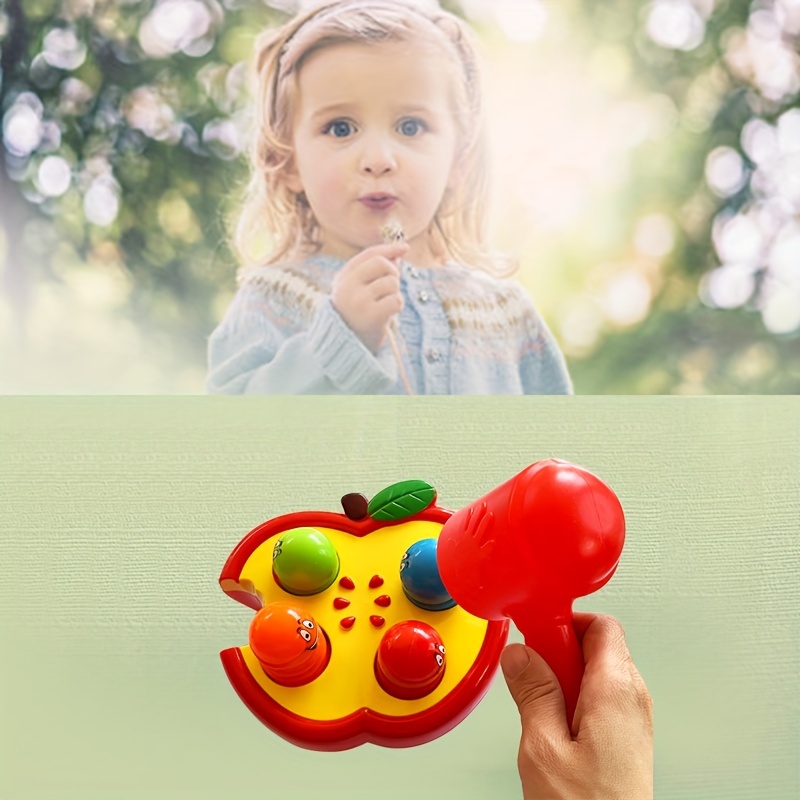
[556,0,800,393]
[0,0,798,393]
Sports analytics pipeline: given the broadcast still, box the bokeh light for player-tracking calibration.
[725,11,800,101]
[123,86,180,142]
[42,27,87,70]
[2,95,44,158]
[83,176,121,227]
[202,117,244,159]
[700,265,757,309]
[760,283,800,334]
[705,146,747,198]
[712,213,763,265]
[139,0,218,57]
[646,0,707,51]
[600,269,653,327]
[634,214,675,258]
[36,156,72,198]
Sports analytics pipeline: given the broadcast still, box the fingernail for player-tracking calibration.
[501,644,530,679]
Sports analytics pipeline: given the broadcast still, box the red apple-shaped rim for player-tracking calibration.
[220,507,451,587]
[219,506,509,750]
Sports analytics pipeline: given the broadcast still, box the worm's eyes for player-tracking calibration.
[272,539,283,559]
[435,653,444,667]
[437,644,446,655]
[298,628,312,642]
[301,619,315,630]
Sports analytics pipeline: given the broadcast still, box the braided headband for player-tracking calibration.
[281,1,442,51]
[277,0,474,87]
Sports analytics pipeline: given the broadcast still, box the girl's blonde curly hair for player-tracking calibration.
[234,0,512,275]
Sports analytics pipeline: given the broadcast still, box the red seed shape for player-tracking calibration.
[370,615,386,628]
[369,575,384,588]
[339,576,355,590]
[374,594,391,607]
[333,597,350,609]
[340,616,356,630]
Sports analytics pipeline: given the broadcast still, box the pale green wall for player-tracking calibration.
[1,398,798,800]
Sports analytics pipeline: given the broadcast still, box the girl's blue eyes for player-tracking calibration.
[322,118,428,138]
[399,118,425,136]
[326,120,354,138]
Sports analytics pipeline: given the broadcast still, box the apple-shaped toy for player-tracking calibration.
[219,480,509,751]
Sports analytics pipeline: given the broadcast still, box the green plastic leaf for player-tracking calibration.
[368,480,437,522]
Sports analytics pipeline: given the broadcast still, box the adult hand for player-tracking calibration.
[331,241,408,352]
[501,613,654,800]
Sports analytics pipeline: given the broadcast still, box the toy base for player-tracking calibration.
[221,619,508,751]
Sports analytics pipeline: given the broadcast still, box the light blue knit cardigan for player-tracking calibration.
[206,254,572,395]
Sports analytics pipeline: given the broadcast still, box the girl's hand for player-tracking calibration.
[331,241,409,353]
[501,613,654,800]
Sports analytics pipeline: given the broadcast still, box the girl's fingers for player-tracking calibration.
[364,240,410,260]
[347,256,400,285]
[374,292,404,318]
[370,274,401,302]
[345,242,409,272]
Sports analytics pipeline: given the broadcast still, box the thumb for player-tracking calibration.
[501,644,569,737]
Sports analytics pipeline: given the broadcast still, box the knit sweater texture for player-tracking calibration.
[206,254,572,395]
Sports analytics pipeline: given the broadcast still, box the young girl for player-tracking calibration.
[206,0,572,395]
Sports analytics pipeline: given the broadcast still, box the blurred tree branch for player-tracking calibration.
[1,0,33,342]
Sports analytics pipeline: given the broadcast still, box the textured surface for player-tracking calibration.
[1,397,798,800]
